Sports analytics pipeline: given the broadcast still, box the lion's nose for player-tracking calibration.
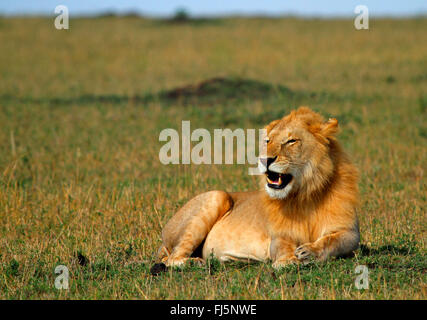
[260,156,277,169]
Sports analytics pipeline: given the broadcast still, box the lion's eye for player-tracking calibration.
[285,139,297,145]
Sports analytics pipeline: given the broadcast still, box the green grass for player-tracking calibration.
[0,16,426,299]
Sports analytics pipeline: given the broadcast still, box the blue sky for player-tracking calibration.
[0,1,426,17]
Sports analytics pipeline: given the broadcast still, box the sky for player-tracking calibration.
[0,0,426,17]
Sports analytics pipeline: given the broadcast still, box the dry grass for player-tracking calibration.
[0,16,425,299]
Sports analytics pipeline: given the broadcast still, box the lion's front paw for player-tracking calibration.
[295,243,318,264]
[166,257,205,268]
[165,256,188,267]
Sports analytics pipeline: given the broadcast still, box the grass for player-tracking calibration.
[0,16,426,299]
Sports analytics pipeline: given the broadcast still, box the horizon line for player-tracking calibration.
[1,10,427,19]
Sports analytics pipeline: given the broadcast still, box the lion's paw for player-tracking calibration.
[165,256,188,267]
[166,257,205,268]
[295,243,318,264]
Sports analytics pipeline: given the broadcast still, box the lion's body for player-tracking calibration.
[203,191,270,262]
[157,107,360,268]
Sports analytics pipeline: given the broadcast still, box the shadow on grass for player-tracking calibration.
[359,243,418,256]
[1,77,294,107]
[358,242,426,272]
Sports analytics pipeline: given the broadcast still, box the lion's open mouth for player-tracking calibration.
[266,171,293,189]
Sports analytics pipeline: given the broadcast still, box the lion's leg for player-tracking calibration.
[270,237,299,269]
[156,245,170,264]
[160,190,233,267]
[295,228,360,263]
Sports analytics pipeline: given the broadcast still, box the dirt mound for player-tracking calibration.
[157,77,293,105]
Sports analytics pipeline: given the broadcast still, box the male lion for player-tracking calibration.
[154,107,359,269]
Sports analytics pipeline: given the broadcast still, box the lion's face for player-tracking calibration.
[259,107,339,200]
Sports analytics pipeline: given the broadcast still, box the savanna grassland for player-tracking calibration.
[0,16,426,299]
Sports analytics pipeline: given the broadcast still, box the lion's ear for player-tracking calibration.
[321,118,339,138]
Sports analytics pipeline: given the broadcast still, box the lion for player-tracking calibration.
[153,107,359,270]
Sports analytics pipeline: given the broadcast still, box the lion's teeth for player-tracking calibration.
[267,176,282,185]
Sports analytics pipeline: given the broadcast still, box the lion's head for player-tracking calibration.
[259,107,343,201]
